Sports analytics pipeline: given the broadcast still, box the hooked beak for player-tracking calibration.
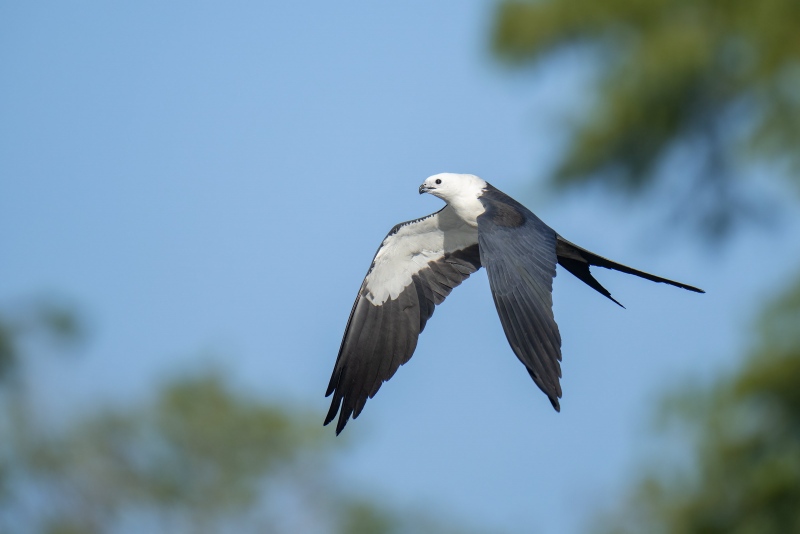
[419,184,433,195]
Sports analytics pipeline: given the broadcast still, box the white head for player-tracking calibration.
[418,173,487,204]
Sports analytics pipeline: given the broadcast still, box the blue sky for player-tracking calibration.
[3,2,800,533]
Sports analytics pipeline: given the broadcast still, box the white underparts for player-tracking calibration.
[364,206,478,306]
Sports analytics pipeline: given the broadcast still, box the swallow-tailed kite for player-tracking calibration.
[325,173,703,434]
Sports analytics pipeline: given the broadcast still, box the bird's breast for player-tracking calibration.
[444,197,486,228]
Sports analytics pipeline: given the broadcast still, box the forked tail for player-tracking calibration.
[555,236,704,308]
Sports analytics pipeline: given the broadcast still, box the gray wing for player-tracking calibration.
[325,211,481,434]
[477,185,563,410]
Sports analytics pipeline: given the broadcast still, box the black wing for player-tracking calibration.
[325,213,481,434]
[477,186,563,410]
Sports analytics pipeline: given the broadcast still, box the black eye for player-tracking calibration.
[435,179,442,185]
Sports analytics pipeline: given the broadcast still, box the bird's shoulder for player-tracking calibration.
[373,206,478,262]
[385,207,445,240]
[363,207,475,306]
[369,208,446,270]
[478,183,545,230]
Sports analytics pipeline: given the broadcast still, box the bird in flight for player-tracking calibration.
[325,173,703,434]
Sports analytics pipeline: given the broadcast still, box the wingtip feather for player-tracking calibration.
[335,413,349,435]
[324,396,340,426]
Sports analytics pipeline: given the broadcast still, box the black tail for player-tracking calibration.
[555,236,704,308]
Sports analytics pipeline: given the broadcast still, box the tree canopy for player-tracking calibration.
[493,0,800,235]
[492,3,800,531]
[596,277,800,534]
[0,303,492,534]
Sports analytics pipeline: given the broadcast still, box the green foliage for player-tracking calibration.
[0,299,82,383]
[494,5,800,528]
[597,277,800,534]
[493,0,800,235]
[22,375,323,531]
[0,320,14,382]
[0,302,491,534]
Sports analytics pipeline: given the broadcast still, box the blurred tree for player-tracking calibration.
[493,3,800,531]
[0,304,491,534]
[492,0,800,236]
[0,298,82,383]
[594,277,800,533]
